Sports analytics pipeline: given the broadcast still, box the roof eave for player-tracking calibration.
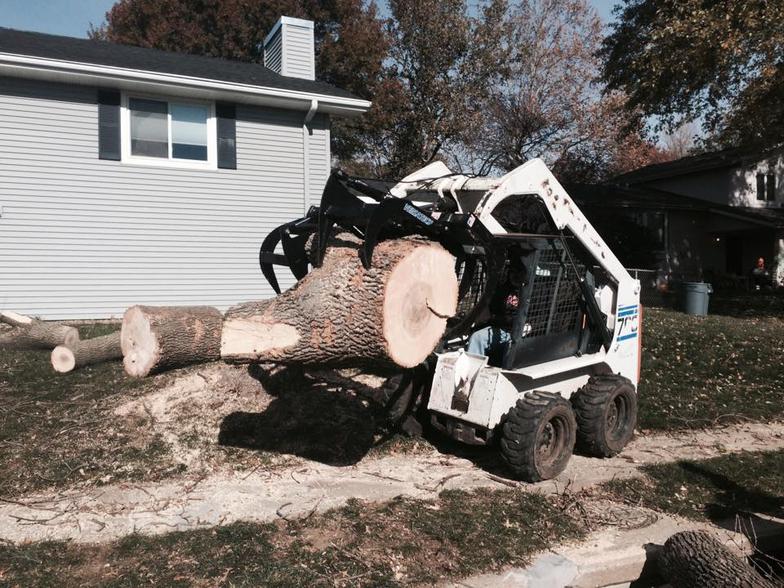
[0,52,371,118]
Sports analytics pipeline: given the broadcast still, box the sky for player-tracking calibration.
[0,0,619,38]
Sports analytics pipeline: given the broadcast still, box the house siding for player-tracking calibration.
[263,30,283,74]
[284,23,315,80]
[0,76,330,319]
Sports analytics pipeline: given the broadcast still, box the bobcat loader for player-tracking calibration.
[259,159,642,482]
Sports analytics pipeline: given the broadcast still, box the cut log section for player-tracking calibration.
[0,311,80,350]
[221,237,458,368]
[121,306,223,377]
[51,331,123,373]
[658,530,776,588]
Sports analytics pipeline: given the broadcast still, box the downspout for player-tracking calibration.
[302,99,318,212]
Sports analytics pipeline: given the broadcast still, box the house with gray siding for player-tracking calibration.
[571,147,784,291]
[0,17,370,319]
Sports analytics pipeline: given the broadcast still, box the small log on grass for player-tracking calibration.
[220,237,458,368]
[51,331,123,373]
[658,530,777,588]
[121,305,223,377]
[0,311,80,350]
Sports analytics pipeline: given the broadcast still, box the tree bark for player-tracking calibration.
[0,311,80,350]
[51,331,123,373]
[658,530,776,588]
[220,237,458,368]
[121,306,223,377]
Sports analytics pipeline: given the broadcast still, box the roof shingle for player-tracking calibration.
[0,26,360,101]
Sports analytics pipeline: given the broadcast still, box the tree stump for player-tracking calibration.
[121,306,223,377]
[658,530,776,588]
[220,237,458,368]
[51,331,123,373]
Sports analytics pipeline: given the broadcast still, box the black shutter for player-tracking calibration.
[97,90,121,161]
[216,102,237,169]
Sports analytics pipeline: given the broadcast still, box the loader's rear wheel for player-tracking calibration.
[571,375,637,457]
[500,391,577,482]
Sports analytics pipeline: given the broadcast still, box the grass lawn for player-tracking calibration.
[0,323,197,498]
[602,449,784,522]
[601,449,784,583]
[0,488,584,587]
[638,299,784,430]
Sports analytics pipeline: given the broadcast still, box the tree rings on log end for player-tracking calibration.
[51,345,76,373]
[121,306,161,378]
[382,244,458,368]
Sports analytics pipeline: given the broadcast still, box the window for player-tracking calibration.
[757,173,766,200]
[122,95,216,168]
[755,172,777,202]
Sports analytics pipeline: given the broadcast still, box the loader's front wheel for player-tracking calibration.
[571,375,637,458]
[500,392,577,482]
[379,361,433,430]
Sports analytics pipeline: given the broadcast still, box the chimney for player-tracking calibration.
[263,16,315,80]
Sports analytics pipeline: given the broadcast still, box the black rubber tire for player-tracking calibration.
[571,375,638,458]
[379,370,417,425]
[379,361,434,427]
[500,391,577,482]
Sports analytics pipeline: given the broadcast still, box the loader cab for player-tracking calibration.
[502,238,603,370]
[472,193,609,371]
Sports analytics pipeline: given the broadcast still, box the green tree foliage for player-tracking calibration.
[601,0,784,149]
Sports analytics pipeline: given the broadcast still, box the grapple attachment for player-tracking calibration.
[258,169,503,339]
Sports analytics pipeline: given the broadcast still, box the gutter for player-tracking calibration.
[0,52,371,118]
[708,207,780,228]
[302,99,318,213]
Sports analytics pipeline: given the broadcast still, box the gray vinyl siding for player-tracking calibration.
[0,76,330,319]
[284,24,315,80]
[263,30,283,75]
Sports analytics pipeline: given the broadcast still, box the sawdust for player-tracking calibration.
[113,363,279,470]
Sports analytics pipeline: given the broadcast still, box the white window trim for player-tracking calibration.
[120,93,217,170]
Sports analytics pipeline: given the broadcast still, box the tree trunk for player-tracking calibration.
[658,530,776,588]
[121,306,223,377]
[51,331,123,373]
[221,237,458,368]
[0,311,80,350]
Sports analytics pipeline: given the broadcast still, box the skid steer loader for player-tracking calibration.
[259,159,641,482]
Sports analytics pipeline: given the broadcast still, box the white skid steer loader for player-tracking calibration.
[259,159,642,482]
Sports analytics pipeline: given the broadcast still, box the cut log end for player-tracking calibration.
[382,244,458,367]
[121,306,161,378]
[62,328,80,349]
[51,345,77,373]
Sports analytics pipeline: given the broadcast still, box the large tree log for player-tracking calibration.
[121,306,223,377]
[658,530,776,588]
[220,237,458,368]
[51,331,123,373]
[0,311,80,350]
